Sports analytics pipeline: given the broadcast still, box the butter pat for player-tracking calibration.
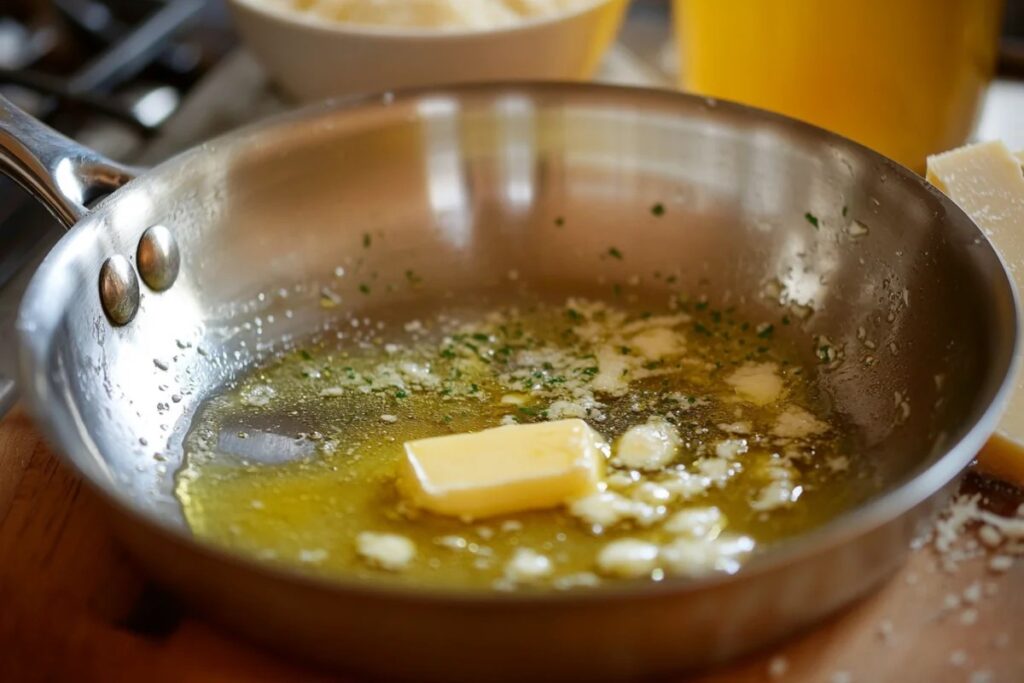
[928,142,1024,487]
[400,419,608,519]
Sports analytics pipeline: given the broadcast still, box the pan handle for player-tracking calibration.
[0,95,138,228]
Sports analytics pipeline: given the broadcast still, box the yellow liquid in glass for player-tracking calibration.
[673,0,1002,171]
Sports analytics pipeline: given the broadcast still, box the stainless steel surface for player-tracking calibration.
[136,223,179,291]
[5,84,1020,681]
[0,95,135,227]
[98,253,139,324]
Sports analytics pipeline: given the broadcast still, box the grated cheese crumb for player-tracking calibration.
[569,491,665,528]
[356,532,416,571]
[772,405,829,439]
[663,506,725,539]
[978,524,1003,548]
[596,539,660,578]
[988,555,1013,572]
[546,399,588,419]
[298,548,328,564]
[615,418,681,471]
[628,327,685,361]
[505,548,553,583]
[659,469,712,499]
[630,481,672,505]
[660,534,754,577]
[714,438,748,460]
[767,656,789,679]
[934,494,981,553]
[552,572,601,590]
[725,362,784,405]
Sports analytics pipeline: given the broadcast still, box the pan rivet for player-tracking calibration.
[137,225,180,291]
[99,255,140,326]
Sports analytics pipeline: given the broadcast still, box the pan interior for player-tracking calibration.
[20,86,1014,591]
[175,283,878,589]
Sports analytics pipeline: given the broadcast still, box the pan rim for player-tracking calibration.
[16,80,1021,605]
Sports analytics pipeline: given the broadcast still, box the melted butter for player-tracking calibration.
[176,294,877,590]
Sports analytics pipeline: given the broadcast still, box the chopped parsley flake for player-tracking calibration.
[362,233,372,248]
[805,212,819,229]
[607,247,623,260]
[358,283,371,294]
[651,203,666,217]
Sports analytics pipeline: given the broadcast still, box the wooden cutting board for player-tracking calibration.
[0,404,1021,682]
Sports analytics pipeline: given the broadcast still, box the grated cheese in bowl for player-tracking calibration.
[260,0,600,30]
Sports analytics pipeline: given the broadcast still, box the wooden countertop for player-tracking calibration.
[0,405,1021,682]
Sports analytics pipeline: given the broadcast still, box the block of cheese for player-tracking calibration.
[927,141,1024,487]
[400,418,608,519]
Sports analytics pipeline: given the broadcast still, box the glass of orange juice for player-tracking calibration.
[672,0,1003,171]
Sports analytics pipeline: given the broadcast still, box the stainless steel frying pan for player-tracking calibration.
[0,84,1017,682]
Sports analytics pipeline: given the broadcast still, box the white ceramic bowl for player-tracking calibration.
[227,0,629,101]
